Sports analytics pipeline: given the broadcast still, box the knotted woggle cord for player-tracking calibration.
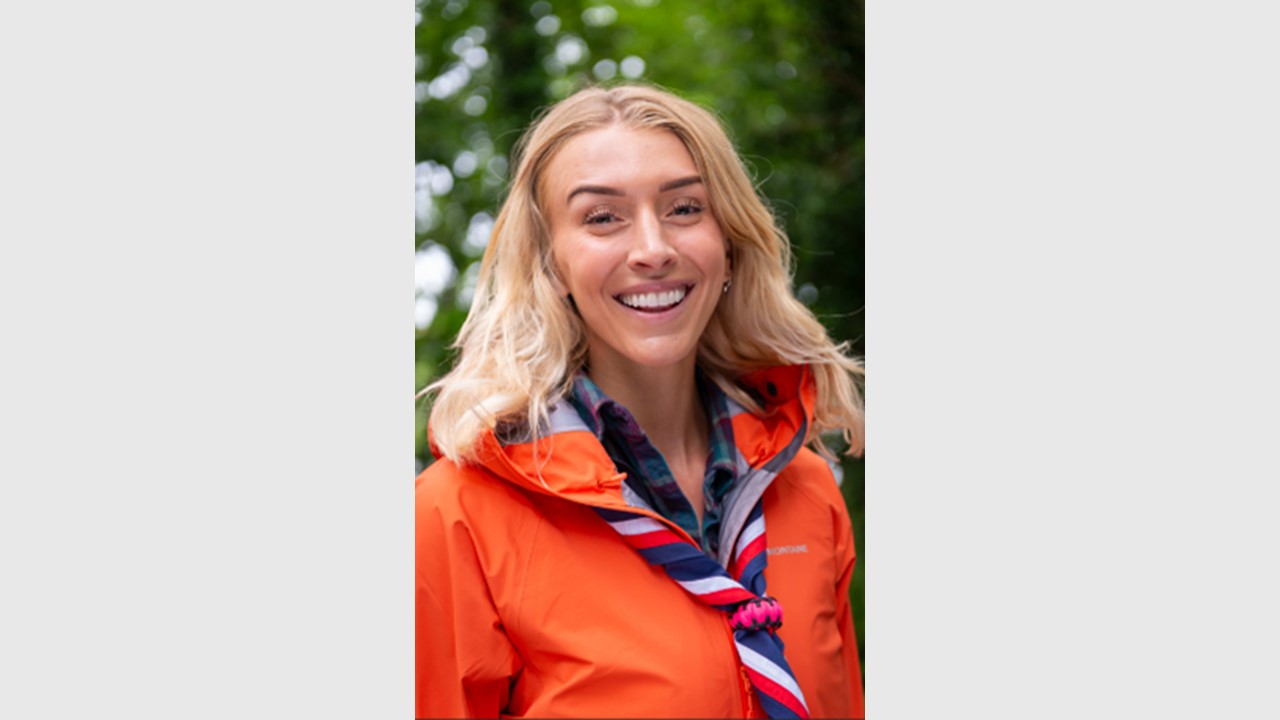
[730,595,784,633]
[595,502,810,719]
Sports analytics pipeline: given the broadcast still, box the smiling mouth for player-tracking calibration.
[615,284,692,313]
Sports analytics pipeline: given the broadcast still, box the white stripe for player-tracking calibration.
[676,574,743,596]
[715,467,777,567]
[620,482,654,513]
[733,515,766,564]
[608,517,667,536]
[737,643,809,711]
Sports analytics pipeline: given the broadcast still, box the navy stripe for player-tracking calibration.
[756,692,804,719]
[662,555,732,583]
[636,543,702,566]
[596,506,641,523]
[738,555,769,594]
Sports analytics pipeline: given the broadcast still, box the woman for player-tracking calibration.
[417,84,864,719]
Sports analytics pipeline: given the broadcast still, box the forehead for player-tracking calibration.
[541,126,699,202]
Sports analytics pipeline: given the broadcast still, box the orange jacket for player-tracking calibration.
[416,365,863,718]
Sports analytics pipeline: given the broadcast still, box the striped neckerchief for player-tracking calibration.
[566,369,738,556]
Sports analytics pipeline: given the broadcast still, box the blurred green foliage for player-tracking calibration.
[416,0,864,675]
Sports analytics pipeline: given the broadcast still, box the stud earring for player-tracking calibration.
[722,279,732,294]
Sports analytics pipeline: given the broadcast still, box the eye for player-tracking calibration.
[584,206,619,226]
[670,198,703,217]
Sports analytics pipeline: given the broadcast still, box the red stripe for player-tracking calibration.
[734,534,767,575]
[699,586,755,606]
[625,529,682,549]
[745,664,809,718]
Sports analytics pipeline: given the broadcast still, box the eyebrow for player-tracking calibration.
[565,175,703,203]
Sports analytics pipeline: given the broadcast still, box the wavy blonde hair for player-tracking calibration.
[425,84,864,464]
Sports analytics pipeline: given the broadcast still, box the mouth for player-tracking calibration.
[614,284,693,313]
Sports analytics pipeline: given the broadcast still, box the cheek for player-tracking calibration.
[552,253,592,298]
[692,234,731,278]
[563,260,608,297]
[557,239,622,292]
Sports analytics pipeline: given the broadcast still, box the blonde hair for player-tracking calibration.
[425,84,864,464]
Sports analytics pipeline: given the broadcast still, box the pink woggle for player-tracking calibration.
[729,595,784,633]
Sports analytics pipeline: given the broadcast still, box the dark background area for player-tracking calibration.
[415,0,865,670]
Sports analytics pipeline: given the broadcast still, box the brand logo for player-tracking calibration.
[767,544,809,556]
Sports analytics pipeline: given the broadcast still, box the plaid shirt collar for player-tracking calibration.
[566,369,738,553]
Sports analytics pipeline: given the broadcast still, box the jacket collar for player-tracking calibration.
[439,365,817,551]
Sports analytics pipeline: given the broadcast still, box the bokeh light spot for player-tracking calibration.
[555,35,588,65]
[535,15,561,35]
[620,55,645,78]
[463,95,488,116]
[593,59,618,80]
[583,5,619,27]
[415,243,457,298]
[453,150,478,178]
[463,212,495,256]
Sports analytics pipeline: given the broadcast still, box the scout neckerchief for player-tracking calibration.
[596,500,810,718]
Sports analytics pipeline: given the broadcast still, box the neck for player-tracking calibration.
[586,355,708,468]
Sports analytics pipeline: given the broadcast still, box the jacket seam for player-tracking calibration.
[510,507,544,646]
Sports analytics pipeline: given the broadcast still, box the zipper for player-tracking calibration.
[740,664,755,718]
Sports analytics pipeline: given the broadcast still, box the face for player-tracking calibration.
[541,125,731,379]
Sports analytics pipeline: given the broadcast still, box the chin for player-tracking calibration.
[594,338,702,373]
[630,351,697,368]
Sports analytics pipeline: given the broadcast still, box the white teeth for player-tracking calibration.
[619,286,688,309]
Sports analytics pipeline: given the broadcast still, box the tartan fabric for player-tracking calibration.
[567,371,737,554]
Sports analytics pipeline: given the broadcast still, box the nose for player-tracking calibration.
[627,209,676,273]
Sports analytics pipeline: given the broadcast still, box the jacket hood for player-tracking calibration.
[432,365,817,551]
